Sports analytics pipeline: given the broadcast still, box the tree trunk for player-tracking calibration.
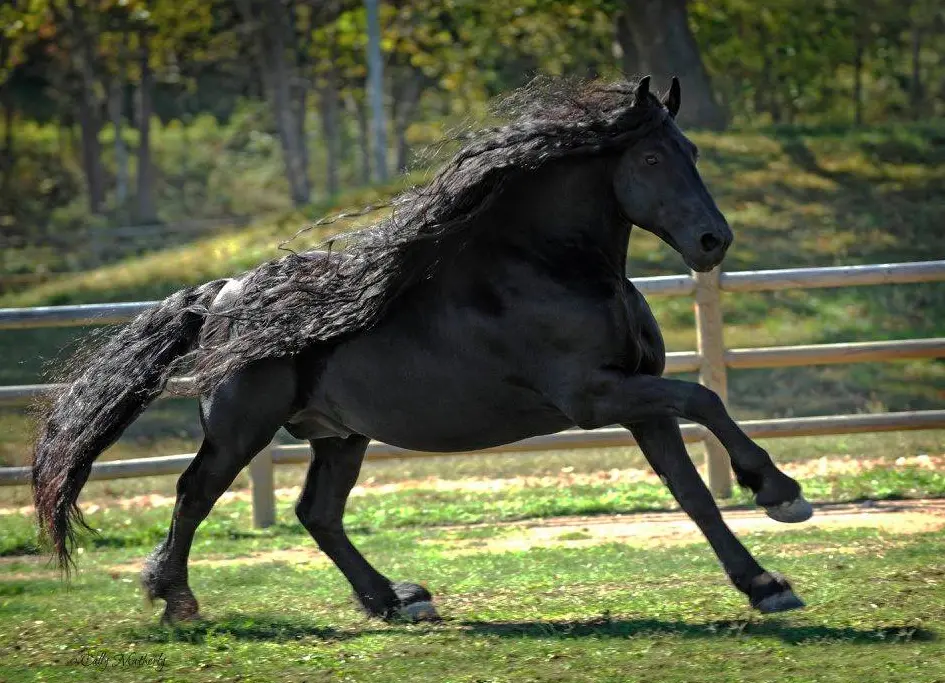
[393,71,421,173]
[236,0,310,206]
[290,0,312,196]
[76,85,105,214]
[319,78,341,197]
[910,19,923,118]
[264,0,309,206]
[136,32,157,223]
[344,91,372,185]
[67,0,106,213]
[618,0,727,130]
[109,80,128,206]
[296,85,312,196]
[365,0,388,182]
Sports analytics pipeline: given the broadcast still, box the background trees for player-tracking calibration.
[1,0,943,238]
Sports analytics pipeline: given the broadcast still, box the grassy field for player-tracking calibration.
[1,483,943,682]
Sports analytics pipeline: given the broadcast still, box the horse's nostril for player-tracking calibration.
[700,233,722,253]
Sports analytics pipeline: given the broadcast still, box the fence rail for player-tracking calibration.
[2,259,944,526]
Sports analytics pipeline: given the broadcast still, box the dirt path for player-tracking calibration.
[428,498,945,555]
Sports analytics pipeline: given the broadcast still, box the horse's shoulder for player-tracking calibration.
[621,277,666,376]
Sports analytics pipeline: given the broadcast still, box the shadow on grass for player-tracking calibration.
[124,612,937,647]
[126,614,384,645]
[461,616,937,645]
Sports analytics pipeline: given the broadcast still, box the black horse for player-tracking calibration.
[33,76,812,624]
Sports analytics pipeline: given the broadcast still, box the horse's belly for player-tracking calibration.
[298,335,572,452]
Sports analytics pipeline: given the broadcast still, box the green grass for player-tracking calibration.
[2,449,943,681]
[1,522,943,682]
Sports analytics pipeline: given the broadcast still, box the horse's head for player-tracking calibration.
[612,77,732,272]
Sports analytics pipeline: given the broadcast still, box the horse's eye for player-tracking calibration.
[644,154,659,166]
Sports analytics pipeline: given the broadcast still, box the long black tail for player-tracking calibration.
[32,280,227,571]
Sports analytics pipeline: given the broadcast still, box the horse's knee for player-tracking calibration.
[683,383,725,419]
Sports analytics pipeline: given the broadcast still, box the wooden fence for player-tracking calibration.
[1,259,944,528]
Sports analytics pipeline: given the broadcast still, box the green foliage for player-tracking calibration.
[690,0,945,124]
[4,0,942,225]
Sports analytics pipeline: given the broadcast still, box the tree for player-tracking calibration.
[304,0,356,197]
[105,35,128,206]
[617,0,727,129]
[365,0,387,182]
[51,0,107,213]
[135,25,156,221]
[236,0,311,206]
[0,0,34,199]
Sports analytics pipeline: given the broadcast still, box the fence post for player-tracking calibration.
[249,441,276,528]
[694,267,733,498]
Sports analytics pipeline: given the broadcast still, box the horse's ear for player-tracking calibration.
[633,75,651,106]
[662,76,681,118]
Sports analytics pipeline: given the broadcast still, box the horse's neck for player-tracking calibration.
[487,157,629,275]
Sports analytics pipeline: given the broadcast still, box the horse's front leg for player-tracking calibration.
[558,372,812,522]
[627,417,804,612]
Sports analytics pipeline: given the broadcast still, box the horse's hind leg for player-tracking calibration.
[142,359,295,623]
[627,418,804,613]
[295,435,437,621]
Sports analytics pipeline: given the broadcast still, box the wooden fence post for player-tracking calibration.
[694,267,733,498]
[250,441,276,528]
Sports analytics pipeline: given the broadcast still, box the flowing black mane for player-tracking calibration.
[182,77,670,393]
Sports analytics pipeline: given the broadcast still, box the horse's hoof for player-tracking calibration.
[158,587,201,625]
[161,606,202,625]
[398,600,439,622]
[764,496,813,524]
[754,589,805,614]
[392,581,438,622]
[749,571,804,614]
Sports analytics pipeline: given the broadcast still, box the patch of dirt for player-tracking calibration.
[425,499,945,555]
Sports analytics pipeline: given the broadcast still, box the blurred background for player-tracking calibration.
[0,0,943,481]
[2,0,944,253]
